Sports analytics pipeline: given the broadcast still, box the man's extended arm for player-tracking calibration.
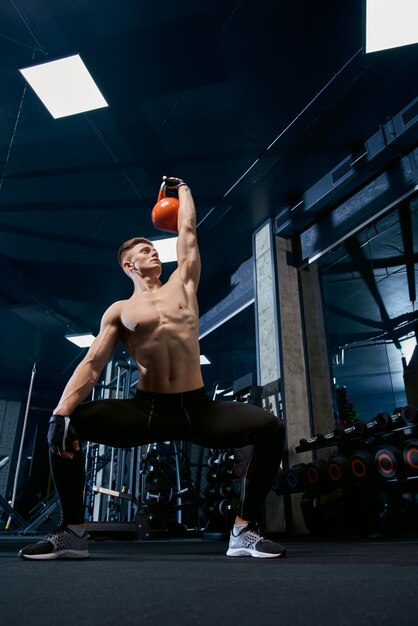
[53,302,121,416]
[176,183,201,288]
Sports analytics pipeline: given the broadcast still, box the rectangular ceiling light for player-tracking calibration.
[66,333,96,348]
[19,54,108,119]
[152,236,178,263]
[366,0,418,53]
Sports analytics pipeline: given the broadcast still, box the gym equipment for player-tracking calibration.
[326,454,351,484]
[315,411,407,451]
[203,444,251,532]
[6,361,37,530]
[285,464,307,491]
[373,412,395,429]
[375,445,404,479]
[146,469,164,490]
[353,412,399,434]
[299,433,326,450]
[203,499,231,519]
[0,494,27,530]
[379,411,407,429]
[147,448,163,465]
[350,450,375,481]
[400,406,418,425]
[305,459,328,488]
[402,439,418,473]
[207,450,244,468]
[207,455,219,469]
[294,402,418,539]
[333,422,366,440]
[151,180,180,233]
[208,464,244,481]
[205,483,232,500]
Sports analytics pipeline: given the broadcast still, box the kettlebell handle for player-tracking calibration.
[157,181,167,202]
[157,177,186,202]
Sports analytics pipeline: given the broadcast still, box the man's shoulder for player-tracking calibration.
[102,299,129,323]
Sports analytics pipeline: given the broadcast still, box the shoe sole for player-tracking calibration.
[19,550,90,560]
[226,548,287,558]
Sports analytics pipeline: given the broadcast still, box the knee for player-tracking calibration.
[254,409,285,443]
[262,413,285,451]
[272,413,285,436]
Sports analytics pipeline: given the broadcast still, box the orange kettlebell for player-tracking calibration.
[151,182,179,233]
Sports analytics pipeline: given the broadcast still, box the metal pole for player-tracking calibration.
[172,441,182,525]
[6,361,37,529]
[106,364,122,520]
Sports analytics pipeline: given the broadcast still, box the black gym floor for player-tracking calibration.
[1,534,417,626]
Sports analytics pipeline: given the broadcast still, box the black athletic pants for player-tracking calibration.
[50,387,285,525]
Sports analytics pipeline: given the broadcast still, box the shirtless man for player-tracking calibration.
[19,177,286,560]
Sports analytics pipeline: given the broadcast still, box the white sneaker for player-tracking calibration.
[226,524,287,558]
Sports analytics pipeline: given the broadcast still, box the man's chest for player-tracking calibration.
[120,286,191,333]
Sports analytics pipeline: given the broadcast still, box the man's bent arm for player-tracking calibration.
[53,303,121,416]
[176,184,201,288]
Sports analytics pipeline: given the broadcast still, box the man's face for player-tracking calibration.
[126,243,161,276]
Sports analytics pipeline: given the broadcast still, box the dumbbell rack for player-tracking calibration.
[202,446,251,537]
[287,408,418,538]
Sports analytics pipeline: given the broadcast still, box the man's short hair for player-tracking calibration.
[117,237,154,268]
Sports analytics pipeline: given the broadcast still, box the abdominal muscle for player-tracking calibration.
[119,288,204,394]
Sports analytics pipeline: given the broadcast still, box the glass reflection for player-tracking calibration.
[318,196,418,422]
[199,304,257,398]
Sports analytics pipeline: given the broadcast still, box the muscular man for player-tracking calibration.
[19,178,286,560]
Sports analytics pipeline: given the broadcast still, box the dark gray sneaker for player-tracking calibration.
[18,525,89,560]
[226,524,287,558]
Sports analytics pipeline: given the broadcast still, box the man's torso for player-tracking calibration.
[117,271,203,393]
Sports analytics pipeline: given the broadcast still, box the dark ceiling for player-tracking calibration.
[0,0,417,402]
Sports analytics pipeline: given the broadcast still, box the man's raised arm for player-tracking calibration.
[176,181,201,288]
